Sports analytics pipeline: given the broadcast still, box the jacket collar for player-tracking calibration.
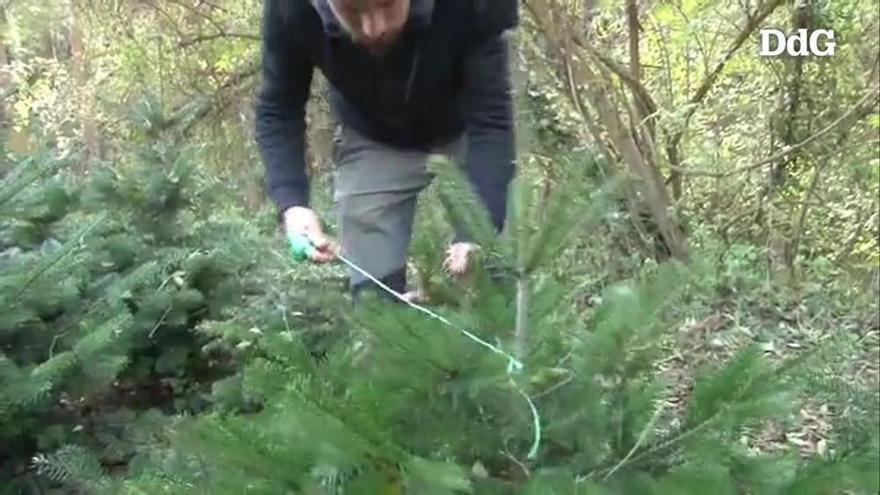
[310,0,435,38]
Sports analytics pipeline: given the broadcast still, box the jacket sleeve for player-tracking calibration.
[458,1,519,241]
[255,0,314,215]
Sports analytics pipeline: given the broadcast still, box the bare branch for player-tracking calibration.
[0,87,18,102]
[140,0,189,41]
[569,36,658,119]
[178,31,260,48]
[164,0,226,33]
[667,88,880,177]
[662,0,794,195]
[670,0,786,148]
[162,61,260,135]
[603,402,665,481]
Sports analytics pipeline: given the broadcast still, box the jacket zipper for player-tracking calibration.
[404,45,421,104]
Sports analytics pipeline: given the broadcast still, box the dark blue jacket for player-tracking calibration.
[255,0,518,234]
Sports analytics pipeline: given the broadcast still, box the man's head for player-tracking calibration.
[328,0,410,52]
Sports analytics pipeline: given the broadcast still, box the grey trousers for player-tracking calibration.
[332,125,465,296]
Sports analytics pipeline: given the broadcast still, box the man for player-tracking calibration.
[255,0,518,301]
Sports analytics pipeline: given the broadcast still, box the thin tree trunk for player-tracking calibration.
[524,0,690,260]
[68,0,99,171]
[789,163,822,280]
[769,0,811,190]
[626,0,655,141]
[0,5,9,138]
[585,69,689,260]
[514,276,529,361]
[627,0,641,83]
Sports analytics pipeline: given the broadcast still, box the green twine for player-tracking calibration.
[287,233,542,460]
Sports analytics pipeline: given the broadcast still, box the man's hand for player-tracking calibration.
[284,206,339,263]
[443,242,480,278]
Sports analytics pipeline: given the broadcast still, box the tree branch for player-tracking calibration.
[655,0,787,196]
[163,0,227,33]
[603,402,665,481]
[575,39,658,120]
[164,61,260,135]
[178,32,260,48]
[667,88,879,178]
[680,0,785,127]
[0,86,18,102]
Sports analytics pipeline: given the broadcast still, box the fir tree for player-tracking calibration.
[0,98,262,493]
[44,154,880,494]
[0,150,143,491]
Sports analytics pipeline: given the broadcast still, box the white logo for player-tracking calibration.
[759,28,837,57]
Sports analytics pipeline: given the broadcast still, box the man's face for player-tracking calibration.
[329,0,410,53]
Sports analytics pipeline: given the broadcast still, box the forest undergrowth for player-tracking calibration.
[1,0,879,492]
[2,115,877,493]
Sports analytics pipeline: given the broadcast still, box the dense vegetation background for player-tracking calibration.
[1,0,878,493]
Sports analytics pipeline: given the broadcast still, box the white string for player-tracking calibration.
[295,236,541,459]
[337,252,524,372]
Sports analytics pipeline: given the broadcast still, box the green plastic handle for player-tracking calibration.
[287,232,316,261]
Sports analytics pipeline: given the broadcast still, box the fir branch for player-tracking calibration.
[285,392,412,465]
[579,404,721,483]
[602,401,665,480]
[10,213,107,302]
[48,261,161,344]
[429,155,498,249]
[148,304,174,339]
[531,372,575,401]
[20,352,79,406]
[0,155,68,209]
[581,344,821,482]
[522,170,624,274]
[32,445,105,486]
[72,313,133,359]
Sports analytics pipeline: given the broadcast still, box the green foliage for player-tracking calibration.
[31,445,111,493]
[1,158,139,489]
[430,155,499,251]
[1,1,877,492]
[0,108,282,491]
[50,164,874,495]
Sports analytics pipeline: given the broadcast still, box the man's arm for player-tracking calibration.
[255,0,314,215]
[459,8,518,241]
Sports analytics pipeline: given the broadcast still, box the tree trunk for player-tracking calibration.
[0,5,9,138]
[524,0,690,260]
[769,0,811,190]
[68,0,100,172]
